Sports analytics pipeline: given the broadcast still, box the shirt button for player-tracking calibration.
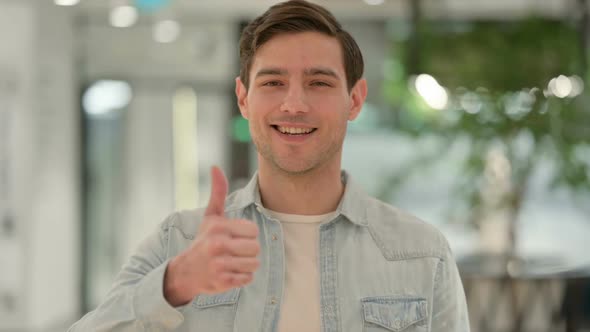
[270,297,277,305]
[272,234,278,241]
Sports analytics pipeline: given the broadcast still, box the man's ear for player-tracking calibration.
[235,77,249,119]
[348,78,368,121]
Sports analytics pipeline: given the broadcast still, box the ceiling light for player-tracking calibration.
[363,0,385,5]
[109,5,138,28]
[83,80,132,116]
[55,0,80,6]
[153,20,181,43]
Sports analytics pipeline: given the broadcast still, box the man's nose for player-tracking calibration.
[279,85,310,114]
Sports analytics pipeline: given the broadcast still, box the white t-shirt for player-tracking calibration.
[263,208,339,332]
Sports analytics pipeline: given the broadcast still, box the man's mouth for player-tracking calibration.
[271,125,317,136]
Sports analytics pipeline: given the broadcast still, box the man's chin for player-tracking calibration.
[271,158,317,176]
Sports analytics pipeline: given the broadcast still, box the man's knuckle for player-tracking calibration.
[208,222,225,234]
[253,242,261,254]
[249,223,259,235]
[211,258,226,273]
[244,241,259,255]
[207,238,224,255]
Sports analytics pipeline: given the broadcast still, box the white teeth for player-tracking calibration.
[277,126,314,135]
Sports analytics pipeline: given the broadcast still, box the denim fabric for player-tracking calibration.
[69,171,470,332]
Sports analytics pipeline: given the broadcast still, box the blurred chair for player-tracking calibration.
[562,273,590,332]
[459,254,590,332]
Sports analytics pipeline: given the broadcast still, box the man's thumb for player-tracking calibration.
[205,166,228,217]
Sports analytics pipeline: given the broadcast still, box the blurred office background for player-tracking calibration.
[0,0,589,331]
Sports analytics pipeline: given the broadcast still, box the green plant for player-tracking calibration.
[380,18,590,231]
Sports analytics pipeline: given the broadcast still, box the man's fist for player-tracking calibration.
[164,166,260,306]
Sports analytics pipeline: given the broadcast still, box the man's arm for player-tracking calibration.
[68,167,260,331]
[68,213,187,332]
[431,244,471,331]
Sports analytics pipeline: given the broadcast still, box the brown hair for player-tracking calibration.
[239,0,364,92]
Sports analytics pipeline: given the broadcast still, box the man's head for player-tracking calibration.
[236,0,367,176]
[239,0,364,92]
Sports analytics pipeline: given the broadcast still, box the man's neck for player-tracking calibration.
[257,160,344,216]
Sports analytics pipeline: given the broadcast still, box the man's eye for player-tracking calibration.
[311,81,331,87]
[263,81,283,87]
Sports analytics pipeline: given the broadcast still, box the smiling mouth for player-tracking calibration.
[271,125,318,135]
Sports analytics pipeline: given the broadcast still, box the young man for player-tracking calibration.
[70,1,470,331]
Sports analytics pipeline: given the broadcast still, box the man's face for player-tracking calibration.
[236,31,367,175]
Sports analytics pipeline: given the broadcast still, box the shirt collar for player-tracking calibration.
[226,170,369,226]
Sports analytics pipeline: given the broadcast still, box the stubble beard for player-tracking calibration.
[252,127,345,177]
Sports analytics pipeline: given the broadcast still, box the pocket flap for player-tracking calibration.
[194,288,241,309]
[361,296,427,331]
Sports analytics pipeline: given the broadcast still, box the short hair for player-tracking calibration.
[239,0,364,92]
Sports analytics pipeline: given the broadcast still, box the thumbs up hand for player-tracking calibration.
[164,166,260,307]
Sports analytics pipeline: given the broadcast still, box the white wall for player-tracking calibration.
[0,0,80,329]
[80,20,236,84]
[0,1,35,328]
[78,16,236,309]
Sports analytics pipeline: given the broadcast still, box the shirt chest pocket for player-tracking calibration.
[361,296,428,332]
[184,288,240,331]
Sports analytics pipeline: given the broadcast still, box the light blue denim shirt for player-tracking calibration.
[69,171,470,332]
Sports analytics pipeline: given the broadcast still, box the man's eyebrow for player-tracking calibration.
[304,67,340,79]
[254,68,287,78]
[254,67,341,79]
